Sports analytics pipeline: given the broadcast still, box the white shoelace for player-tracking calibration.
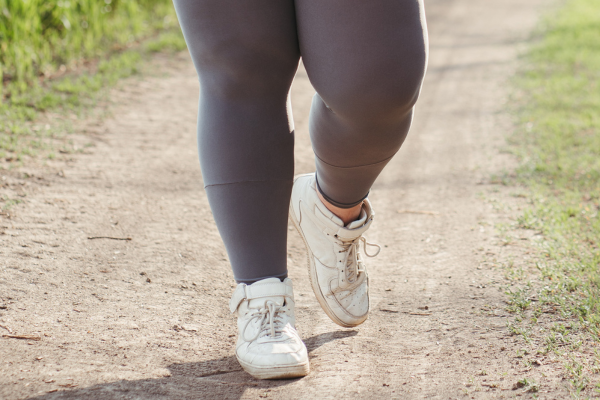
[336,235,381,285]
[242,301,285,342]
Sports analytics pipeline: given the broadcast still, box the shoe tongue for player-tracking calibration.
[247,278,285,309]
[346,208,367,230]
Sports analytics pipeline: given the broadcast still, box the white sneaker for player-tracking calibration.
[229,277,309,379]
[289,173,380,327]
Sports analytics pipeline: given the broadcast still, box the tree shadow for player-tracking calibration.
[29,330,358,400]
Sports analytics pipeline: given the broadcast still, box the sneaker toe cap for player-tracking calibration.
[327,283,369,325]
[243,343,307,367]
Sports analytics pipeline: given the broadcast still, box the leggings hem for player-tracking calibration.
[315,174,369,209]
[235,271,288,285]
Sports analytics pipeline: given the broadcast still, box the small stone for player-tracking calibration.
[181,324,200,332]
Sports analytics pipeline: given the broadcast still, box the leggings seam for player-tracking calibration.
[313,152,395,169]
[204,178,291,189]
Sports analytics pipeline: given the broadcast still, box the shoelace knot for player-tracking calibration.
[242,300,285,342]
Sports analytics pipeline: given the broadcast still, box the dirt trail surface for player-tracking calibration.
[0,0,562,398]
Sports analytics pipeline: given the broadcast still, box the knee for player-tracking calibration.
[318,65,426,127]
[191,43,298,101]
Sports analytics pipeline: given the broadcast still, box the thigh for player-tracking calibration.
[173,0,300,97]
[295,0,428,113]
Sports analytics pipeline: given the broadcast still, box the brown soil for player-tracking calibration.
[1,0,568,398]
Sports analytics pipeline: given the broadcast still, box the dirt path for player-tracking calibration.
[0,0,564,398]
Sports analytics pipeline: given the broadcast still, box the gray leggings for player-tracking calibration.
[173,0,428,283]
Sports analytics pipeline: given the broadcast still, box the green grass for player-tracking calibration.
[1,0,178,92]
[503,0,600,395]
[0,1,186,167]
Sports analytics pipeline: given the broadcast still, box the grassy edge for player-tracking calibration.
[0,29,187,169]
[498,0,600,397]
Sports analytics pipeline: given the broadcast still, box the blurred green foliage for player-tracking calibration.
[0,0,186,165]
[0,0,178,96]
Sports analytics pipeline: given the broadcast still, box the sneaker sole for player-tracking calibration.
[237,357,310,380]
[289,175,367,328]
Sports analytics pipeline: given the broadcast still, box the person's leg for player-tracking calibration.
[289,0,428,327]
[173,0,309,380]
[296,0,428,211]
[172,0,300,284]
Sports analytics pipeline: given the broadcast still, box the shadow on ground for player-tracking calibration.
[29,330,358,400]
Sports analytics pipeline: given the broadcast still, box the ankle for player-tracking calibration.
[317,191,362,225]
